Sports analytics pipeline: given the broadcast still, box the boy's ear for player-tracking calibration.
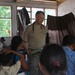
[39,62,49,75]
[39,62,45,74]
[72,44,75,50]
[39,62,43,72]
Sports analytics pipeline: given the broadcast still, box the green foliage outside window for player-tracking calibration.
[0,6,11,37]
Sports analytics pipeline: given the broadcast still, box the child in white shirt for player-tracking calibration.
[0,49,24,75]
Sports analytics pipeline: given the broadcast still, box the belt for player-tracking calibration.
[29,48,43,54]
[18,71,24,73]
[18,72,25,75]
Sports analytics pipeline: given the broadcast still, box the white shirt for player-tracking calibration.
[0,61,21,75]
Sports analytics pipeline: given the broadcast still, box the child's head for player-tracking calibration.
[0,37,5,42]
[39,44,67,75]
[10,36,22,50]
[62,35,75,46]
[0,53,13,66]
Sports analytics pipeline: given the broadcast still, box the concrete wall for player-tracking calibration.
[58,0,75,16]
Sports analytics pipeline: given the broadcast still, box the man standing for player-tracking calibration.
[22,11,48,75]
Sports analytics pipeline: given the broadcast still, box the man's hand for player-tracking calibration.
[27,49,31,55]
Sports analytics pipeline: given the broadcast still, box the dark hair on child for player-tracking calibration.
[0,53,13,66]
[1,37,5,41]
[10,36,22,50]
[40,44,67,75]
[62,35,75,46]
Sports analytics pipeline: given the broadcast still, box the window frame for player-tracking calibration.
[0,5,12,37]
[17,6,56,26]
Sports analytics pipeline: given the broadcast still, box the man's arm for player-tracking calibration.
[22,40,31,54]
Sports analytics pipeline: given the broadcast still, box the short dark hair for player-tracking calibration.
[40,44,67,75]
[10,36,22,50]
[62,35,75,46]
[1,37,5,41]
[0,53,13,66]
[35,11,44,16]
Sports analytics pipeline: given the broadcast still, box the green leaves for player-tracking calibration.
[0,6,11,37]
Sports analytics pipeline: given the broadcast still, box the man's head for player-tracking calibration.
[35,11,44,25]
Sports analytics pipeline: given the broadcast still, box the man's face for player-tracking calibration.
[36,13,44,25]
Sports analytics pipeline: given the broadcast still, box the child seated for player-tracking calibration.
[0,48,24,75]
[39,44,67,75]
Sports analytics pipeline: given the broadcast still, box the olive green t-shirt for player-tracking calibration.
[22,24,48,50]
